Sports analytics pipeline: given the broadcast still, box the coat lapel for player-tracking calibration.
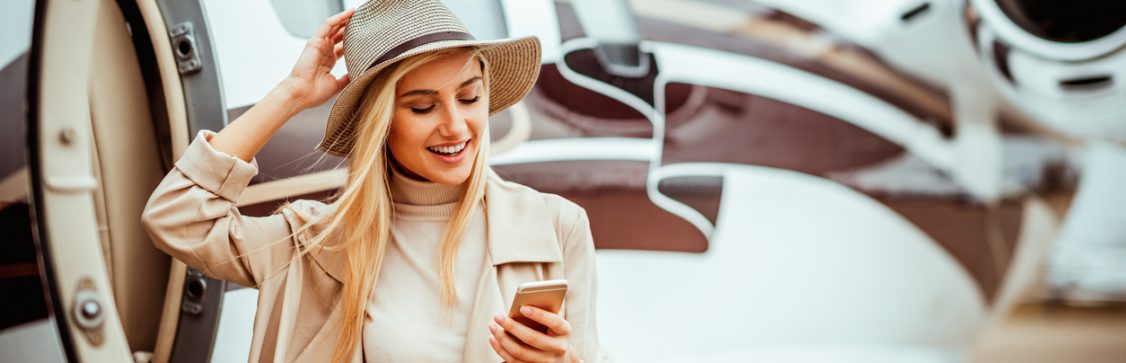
[310,243,346,283]
[462,250,505,362]
[483,170,563,266]
[464,171,565,361]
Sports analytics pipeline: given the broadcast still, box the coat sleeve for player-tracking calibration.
[141,130,325,288]
[557,200,613,363]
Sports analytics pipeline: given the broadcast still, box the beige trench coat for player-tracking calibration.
[142,132,605,362]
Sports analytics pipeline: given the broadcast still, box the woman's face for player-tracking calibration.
[388,51,487,185]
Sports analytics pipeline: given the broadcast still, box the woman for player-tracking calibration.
[142,1,603,362]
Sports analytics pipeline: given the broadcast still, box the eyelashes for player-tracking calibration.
[409,96,481,114]
[409,105,435,114]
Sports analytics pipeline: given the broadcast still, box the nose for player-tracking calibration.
[437,100,469,138]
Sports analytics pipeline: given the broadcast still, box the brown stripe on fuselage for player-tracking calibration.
[494,160,711,253]
[658,84,906,172]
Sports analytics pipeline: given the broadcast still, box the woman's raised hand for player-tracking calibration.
[209,8,355,161]
[279,8,355,111]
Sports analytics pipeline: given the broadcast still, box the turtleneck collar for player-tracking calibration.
[389,161,468,218]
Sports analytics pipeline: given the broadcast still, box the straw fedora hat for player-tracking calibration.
[318,0,542,157]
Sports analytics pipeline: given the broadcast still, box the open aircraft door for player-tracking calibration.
[22,0,229,361]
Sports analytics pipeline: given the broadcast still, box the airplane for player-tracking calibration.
[0,0,1122,362]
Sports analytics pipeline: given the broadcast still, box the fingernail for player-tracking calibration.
[521,306,532,315]
[493,315,504,324]
[488,323,497,333]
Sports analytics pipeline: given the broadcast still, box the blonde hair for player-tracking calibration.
[286,47,492,362]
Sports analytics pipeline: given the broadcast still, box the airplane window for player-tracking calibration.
[268,0,345,39]
[994,0,1125,43]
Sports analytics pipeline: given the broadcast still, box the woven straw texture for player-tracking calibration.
[318,0,542,157]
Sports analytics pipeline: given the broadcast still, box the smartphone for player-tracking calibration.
[508,279,568,334]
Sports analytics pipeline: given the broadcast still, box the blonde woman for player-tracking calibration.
[142,1,603,362]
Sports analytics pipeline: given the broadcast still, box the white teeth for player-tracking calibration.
[428,140,468,155]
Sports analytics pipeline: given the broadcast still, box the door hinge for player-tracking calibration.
[169,22,202,75]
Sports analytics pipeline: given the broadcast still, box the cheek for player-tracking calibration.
[388,118,426,154]
[467,108,489,137]
[470,117,487,137]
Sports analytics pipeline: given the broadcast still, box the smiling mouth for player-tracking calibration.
[426,139,470,156]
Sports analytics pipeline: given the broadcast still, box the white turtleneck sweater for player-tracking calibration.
[363,167,488,362]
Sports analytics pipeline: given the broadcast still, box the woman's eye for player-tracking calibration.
[459,96,481,104]
[410,105,435,114]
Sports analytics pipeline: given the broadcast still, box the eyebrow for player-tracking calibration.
[398,76,482,98]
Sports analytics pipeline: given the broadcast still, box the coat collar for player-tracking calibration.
[312,169,563,283]
[482,169,564,266]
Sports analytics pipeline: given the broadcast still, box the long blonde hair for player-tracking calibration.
[287,47,492,362]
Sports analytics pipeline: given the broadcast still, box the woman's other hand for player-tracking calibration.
[278,8,355,111]
[489,307,581,363]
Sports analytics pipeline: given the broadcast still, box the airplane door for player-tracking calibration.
[30,0,229,362]
[30,0,142,361]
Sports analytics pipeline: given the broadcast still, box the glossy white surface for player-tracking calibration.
[0,0,34,68]
[596,166,986,362]
[1049,143,1126,301]
[0,318,67,363]
[211,288,258,363]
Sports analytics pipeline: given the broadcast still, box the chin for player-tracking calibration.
[427,168,473,185]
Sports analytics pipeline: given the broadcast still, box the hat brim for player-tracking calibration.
[318,35,542,157]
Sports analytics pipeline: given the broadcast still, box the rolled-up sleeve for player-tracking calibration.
[142,130,324,287]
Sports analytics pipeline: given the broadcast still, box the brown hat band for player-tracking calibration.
[369,31,476,69]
